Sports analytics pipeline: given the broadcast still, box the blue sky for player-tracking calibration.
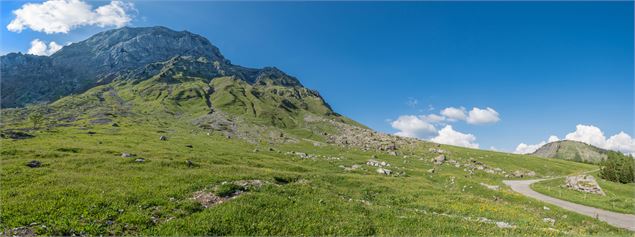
[2,1,633,153]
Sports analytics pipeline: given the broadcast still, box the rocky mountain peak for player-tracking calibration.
[51,26,229,74]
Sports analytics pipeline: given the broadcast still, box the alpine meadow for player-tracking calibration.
[1,1,634,236]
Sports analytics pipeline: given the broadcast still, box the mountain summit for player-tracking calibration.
[1,26,301,108]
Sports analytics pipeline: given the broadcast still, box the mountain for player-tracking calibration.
[531,140,608,163]
[0,26,300,108]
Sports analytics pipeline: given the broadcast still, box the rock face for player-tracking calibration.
[564,175,605,195]
[0,26,302,108]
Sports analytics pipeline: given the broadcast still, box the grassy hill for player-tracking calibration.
[531,140,608,164]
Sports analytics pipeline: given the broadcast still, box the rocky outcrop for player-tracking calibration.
[564,175,605,195]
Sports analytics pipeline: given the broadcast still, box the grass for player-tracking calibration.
[0,119,629,236]
[532,174,635,214]
[0,76,632,235]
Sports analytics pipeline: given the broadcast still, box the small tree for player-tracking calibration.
[600,151,635,184]
[25,103,48,129]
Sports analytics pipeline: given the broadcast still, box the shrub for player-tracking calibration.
[600,151,635,184]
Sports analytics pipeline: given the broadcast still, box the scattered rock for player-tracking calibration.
[134,158,145,163]
[121,152,133,158]
[543,206,551,211]
[191,191,225,208]
[427,168,436,174]
[26,160,41,168]
[376,168,392,175]
[480,183,500,191]
[429,148,446,154]
[2,226,35,237]
[511,170,536,178]
[433,155,446,165]
[542,218,556,225]
[253,148,259,153]
[159,135,168,141]
[565,175,605,195]
[0,130,34,140]
[496,221,515,229]
[366,159,390,167]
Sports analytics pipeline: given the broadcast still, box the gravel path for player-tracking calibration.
[504,179,635,231]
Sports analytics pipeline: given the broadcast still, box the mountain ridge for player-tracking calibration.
[0,26,302,108]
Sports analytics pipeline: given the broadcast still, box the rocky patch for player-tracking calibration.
[564,175,605,195]
[191,179,268,208]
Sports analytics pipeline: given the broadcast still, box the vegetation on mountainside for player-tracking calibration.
[599,152,635,184]
[532,173,635,214]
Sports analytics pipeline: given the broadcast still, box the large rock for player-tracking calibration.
[565,175,605,195]
[433,155,446,165]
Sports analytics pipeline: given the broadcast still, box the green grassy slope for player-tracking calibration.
[1,116,629,235]
[532,174,635,214]
[0,75,631,236]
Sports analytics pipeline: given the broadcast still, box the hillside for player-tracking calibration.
[531,140,608,164]
[0,27,630,236]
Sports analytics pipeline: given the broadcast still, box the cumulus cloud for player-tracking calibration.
[440,107,466,121]
[27,39,62,56]
[7,0,135,34]
[391,115,437,138]
[515,124,635,155]
[439,106,500,124]
[565,124,635,155]
[431,125,479,148]
[466,107,500,124]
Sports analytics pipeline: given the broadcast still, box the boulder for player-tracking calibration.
[433,155,446,165]
[376,168,392,175]
[26,160,41,168]
[159,135,168,141]
[565,175,605,195]
[134,158,145,163]
[185,144,193,148]
[121,152,132,158]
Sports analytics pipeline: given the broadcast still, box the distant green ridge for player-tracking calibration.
[531,140,608,164]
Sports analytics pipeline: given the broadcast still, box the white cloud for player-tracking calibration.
[431,125,479,148]
[420,114,445,123]
[466,107,500,124]
[440,106,500,125]
[548,135,560,143]
[7,0,135,34]
[605,132,635,155]
[565,124,635,155]
[564,124,607,148]
[27,39,62,56]
[440,107,466,121]
[391,115,437,138]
